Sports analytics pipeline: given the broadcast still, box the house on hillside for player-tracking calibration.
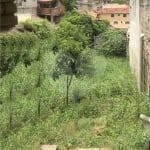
[15,0,65,23]
[97,4,130,30]
[76,0,111,11]
[37,0,65,23]
[129,0,150,93]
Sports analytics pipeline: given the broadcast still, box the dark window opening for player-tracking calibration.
[111,14,114,17]
[123,14,127,17]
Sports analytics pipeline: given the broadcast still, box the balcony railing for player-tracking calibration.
[37,7,62,16]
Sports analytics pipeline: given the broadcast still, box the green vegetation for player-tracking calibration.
[20,20,51,39]
[111,0,129,4]
[95,29,127,57]
[61,12,109,45]
[52,20,93,104]
[0,20,51,76]
[60,0,76,11]
[0,33,38,76]
[0,55,149,150]
[0,13,149,150]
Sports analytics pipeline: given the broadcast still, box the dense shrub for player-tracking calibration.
[92,20,109,36]
[0,33,38,76]
[20,20,51,39]
[96,29,127,57]
[60,12,109,45]
[60,0,76,11]
[0,20,52,76]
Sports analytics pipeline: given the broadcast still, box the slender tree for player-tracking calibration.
[52,21,94,105]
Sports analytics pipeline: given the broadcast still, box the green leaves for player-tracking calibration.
[96,29,127,57]
[92,20,109,36]
[111,0,129,4]
[52,13,94,104]
[60,0,76,11]
[0,33,38,76]
[53,20,91,78]
[20,20,51,39]
[0,20,52,77]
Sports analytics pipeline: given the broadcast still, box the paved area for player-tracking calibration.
[41,145,57,150]
[40,146,111,150]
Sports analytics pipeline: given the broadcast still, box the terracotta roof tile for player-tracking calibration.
[99,4,129,14]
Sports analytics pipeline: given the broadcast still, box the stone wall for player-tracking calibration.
[0,0,18,30]
[140,0,150,93]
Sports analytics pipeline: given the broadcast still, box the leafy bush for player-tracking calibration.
[20,20,51,39]
[96,29,127,57]
[0,33,38,76]
[60,12,111,47]
[0,20,52,76]
[60,0,76,11]
[92,20,109,36]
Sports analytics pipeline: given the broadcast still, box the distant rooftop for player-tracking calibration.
[99,3,129,14]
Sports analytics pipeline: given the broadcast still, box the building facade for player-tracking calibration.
[15,0,65,22]
[98,4,130,30]
[129,0,150,93]
[16,0,37,14]
[37,0,65,23]
[76,0,111,11]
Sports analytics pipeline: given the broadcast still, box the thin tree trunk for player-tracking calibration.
[68,75,73,88]
[66,75,73,105]
[9,85,13,130]
[66,75,69,105]
[38,98,41,118]
[9,111,12,130]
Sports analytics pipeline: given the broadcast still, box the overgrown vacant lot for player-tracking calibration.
[0,52,149,150]
[0,17,149,150]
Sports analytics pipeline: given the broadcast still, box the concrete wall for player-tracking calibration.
[129,0,141,90]
[16,0,37,8]
[129,0,150,93]
[140,0,150,93]
[16,0,37,14]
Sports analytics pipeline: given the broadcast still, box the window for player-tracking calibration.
[111,14,114,17]
[125,21,130,24]
[114,21,118,24]
[123,14,127,17]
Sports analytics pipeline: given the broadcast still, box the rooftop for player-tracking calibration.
[99,4,129,14]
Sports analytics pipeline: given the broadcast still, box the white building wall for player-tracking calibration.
[129,0,141,90]
[16,0,37,14]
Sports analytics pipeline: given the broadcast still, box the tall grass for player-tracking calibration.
[0,51,149,149]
